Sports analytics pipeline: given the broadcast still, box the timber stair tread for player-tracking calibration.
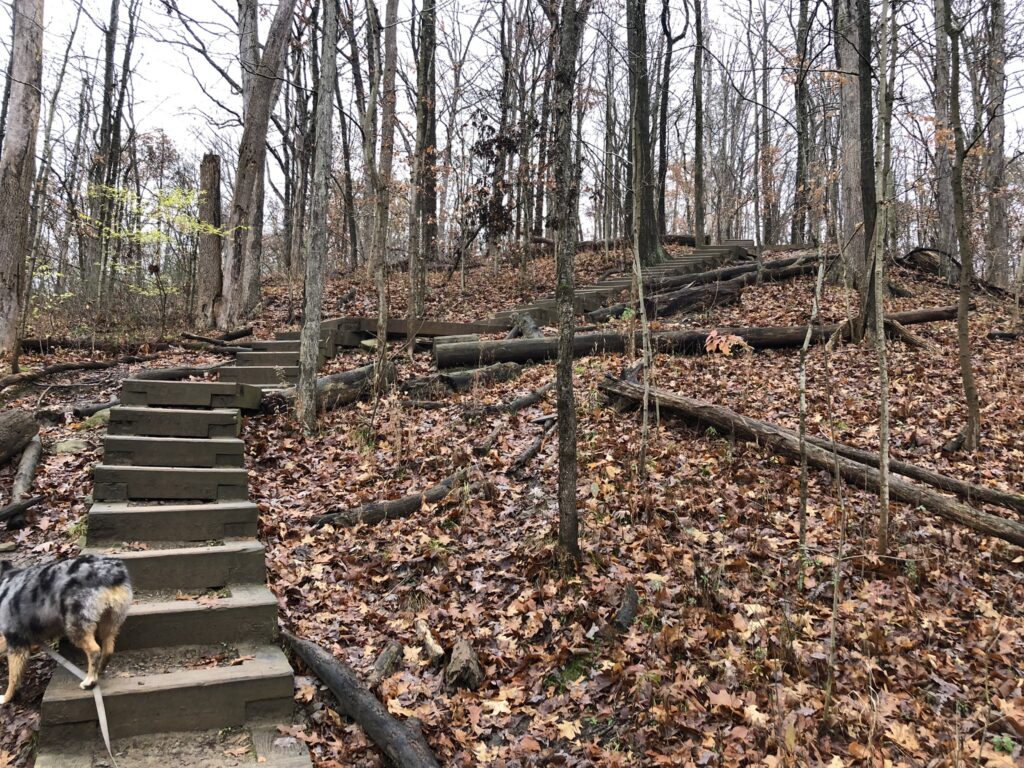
[92,464,250,502]
[41,643,295,739]
[88,500,259,544]
[35,719,311,768]
[102,435,245,468]
[116,584,279,651]
[83,539,267,591]
[107,406,240,438]
[120,380,262,410]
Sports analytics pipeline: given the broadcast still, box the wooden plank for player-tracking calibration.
[219,366,300,386]
[120,380,261,410]
[355,317,512,337]
[102,436,245,468]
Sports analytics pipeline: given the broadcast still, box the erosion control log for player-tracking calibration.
[600,378,1024,547]
[435,306,960,368]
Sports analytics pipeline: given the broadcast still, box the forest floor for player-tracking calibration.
[1,246,1023,766]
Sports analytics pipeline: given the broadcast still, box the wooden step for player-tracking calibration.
[88,500,259,544]
[274,328,335,343]
[117,584,279,651]
[219,367,299,386]
[41,644,294,739]
[85,540,266,591]
[246,339,330,356]
[92,465,249,502]
[103,436,245,468]
[35,720,311,768]
[108,407,240,439]
[120,380,262,410]
[235,351,318,367]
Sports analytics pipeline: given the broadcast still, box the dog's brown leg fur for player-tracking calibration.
[0,635,7,655]
[69,628,102,690]
[2,648,29,705]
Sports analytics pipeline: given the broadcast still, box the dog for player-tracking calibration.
[0,555,132,704]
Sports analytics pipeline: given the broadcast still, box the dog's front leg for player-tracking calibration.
[1,648,28,705]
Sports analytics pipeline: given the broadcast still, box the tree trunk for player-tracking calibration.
[196,153,223,328]
[984,0,1007,285]
[946,5,981,451]
[692,0,706,245]
[931,0,955,262]
[626,0,663,265]
[791,0,809,244]
[0,0,44,353]
[218,0,297,329]
[549,0,591,560]
[296,0,337,433]
[410,0,437,320]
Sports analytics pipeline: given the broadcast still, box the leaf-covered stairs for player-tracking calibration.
[35,380,311,767]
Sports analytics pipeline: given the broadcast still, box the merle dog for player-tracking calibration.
[0,555,132,703]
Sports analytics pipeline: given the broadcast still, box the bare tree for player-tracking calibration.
[547,0,591,560]
[0,0,44,353]
[297,0,338,432]
[217,0,297,329]
[196,153,223,327]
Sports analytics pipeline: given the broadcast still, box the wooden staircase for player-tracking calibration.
[35,380,310,767]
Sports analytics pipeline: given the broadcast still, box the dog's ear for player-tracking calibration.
[0,561,13,580]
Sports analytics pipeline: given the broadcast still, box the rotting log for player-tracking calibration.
[988,330,1021,341]
[509,418,556,477]
[218,327,253,342]
[435,306,961,368]
[600,378,1024,547]
[311,467,469,528]
[0,411,39,466]
[284,633,440,768]
[444,640,483,691]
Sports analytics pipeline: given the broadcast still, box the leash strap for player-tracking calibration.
[44,646,118,767]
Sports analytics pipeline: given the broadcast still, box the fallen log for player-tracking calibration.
[0,495,43,524]
[804,435,1024,518]
[466,380,554,417]
[312,467,469,527]
[600,378,1024,547]
[506,312,543,340]
[7,435,42,527]
[127,361,226,381]
[266,362,394,413]
[509,418,556,477]
[73,399,120,418]
[284,633,440,768]
[11,435,42,501]
[434,306,960,368]
[0,354,160,392]
[988,330,1021,341]
[402,362,520,399]
[218,327,253,342]
[0,411,40,466]
[588,279,744,323]
[182,332,230,346]
[640,255,809,293]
